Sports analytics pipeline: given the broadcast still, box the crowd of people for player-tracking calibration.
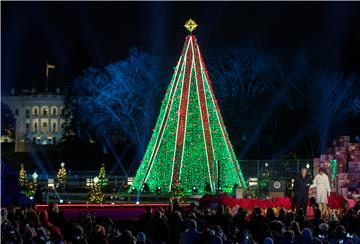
[1,199,360,244]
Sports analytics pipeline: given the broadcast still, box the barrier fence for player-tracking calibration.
[29,159,312,198]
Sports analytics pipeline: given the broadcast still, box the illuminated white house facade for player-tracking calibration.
[2,89,65,152]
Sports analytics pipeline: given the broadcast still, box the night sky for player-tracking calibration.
[2,2,360,91]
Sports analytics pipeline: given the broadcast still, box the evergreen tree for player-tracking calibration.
[18,164,28,188]
[133,20,246,193]
[169,180,184,203]
[88,177,104,204]
[56,162,67,190]
[244,179,257,198]
[97,163,108,186]
[28,172,38,197]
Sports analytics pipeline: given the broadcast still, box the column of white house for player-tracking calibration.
[37,104,41,142]
[48,105,50,136]
[58,106,62,141]
[16,103,25,151]
[56,106,60,141]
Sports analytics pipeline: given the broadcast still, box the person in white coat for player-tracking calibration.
[310,167,331,217]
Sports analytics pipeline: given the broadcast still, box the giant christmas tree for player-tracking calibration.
[133,19,246,193]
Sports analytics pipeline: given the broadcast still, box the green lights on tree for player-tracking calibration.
[132,33,246,193]
[98,163,108,186]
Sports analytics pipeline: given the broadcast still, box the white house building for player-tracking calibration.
[2,88,65,152]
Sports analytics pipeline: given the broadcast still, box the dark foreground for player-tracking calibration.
[2,201,360,244]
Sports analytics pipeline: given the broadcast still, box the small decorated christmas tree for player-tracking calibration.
[19,164,28,187]
[28,172,38,197]
[244,178,257,198]
[169,180,184,203]
[88,177,104,204]
[97,163,108,186]
[56,162,67,190]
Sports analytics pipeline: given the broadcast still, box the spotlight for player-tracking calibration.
[29,196,34,200]
[204,183,211,192]
[136,201,140,204]
[130,186,137,194]
[192,186,198,193]
[306,163,310,169]
[111,202,115,205]
[141,183,150,193]
[156,186,161,194]
[59,199,64,204]
[265,162,269,167]
[218,187,222,192]
[68,202,71,204]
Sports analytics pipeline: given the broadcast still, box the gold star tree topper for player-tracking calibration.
[184,19,198,33]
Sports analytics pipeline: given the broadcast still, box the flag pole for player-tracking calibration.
[46,62,49,91]
[46,63,55,92]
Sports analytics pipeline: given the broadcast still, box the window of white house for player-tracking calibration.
[43,122,47,131]
[43,108,48,116]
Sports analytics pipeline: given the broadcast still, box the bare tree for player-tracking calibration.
[70,48,166,164]
[311,71,359,152]
[206,45,282,157]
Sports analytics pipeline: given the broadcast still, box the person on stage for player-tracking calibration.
[293,168,313,215]
[310,167,331,217]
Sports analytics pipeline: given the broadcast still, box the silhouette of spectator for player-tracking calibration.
[34,184,44,204]
[168,210,185,243]
[48,202,61,227]
[310,209,325,229]
[340,209,357,234]
[89,224,109,244]
[136,231,146,244]
[180,219,201,244]
[148,211,170,243]
[269,220,284,243]
[249,208,269,243]
[277,208,286,224]
[289,221,302,242]
[70,224,87,243]
[301,228,313,244]
[138,206,152,235]
[233,207,248,231]
[281,230,295,244]
[266,208,276,223]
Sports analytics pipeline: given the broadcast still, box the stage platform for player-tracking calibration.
[35,193,357,221]
[36,203,191,220]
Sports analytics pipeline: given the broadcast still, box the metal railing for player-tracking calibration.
[31,159,311,194]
